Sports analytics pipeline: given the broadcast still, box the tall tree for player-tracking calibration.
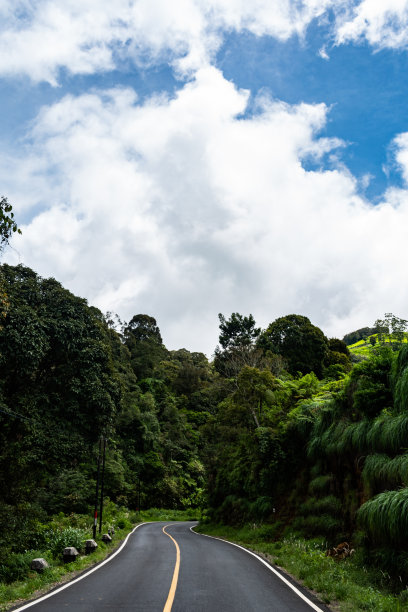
[214,312,264,377]
[374,313,408,347]
[123,314,167,380]
[258,314,328,377]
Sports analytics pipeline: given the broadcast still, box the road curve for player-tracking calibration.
[12,521,330,612]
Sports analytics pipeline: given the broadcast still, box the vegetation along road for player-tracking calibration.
[12,522,329,612]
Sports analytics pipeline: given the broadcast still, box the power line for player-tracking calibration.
[0,405,33,422]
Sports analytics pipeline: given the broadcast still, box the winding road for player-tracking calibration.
[12,522,329,611]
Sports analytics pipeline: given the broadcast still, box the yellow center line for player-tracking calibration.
[162,524,181,612]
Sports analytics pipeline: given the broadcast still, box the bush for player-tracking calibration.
[0,551,40,584]
[116,517,131,530]
[249,496,275,520]
[45,527,86,558]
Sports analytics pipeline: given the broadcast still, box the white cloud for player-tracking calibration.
[3,0,405,84]
[318,46,330,60]
[4,67,408,353]
[336,0,408,49]
[0,0,331,83]
[391,132,408,184]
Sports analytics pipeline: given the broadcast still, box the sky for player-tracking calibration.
[2,0,408,355]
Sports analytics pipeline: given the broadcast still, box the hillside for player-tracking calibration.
[348,334,408,357]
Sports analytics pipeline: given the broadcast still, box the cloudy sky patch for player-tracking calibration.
[2,0,408,354]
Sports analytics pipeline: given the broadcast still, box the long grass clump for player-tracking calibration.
[362,454,408,492]
[299,495,342,517]
[358,488,408,546]
[308,474,334,495]
[309,414,408,461]
[369,415,408,454]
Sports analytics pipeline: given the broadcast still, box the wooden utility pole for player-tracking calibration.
[99,437,107,534]
[93,437,102,539]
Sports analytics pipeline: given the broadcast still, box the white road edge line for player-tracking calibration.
[190,526,325,612]
[12,522,151,611]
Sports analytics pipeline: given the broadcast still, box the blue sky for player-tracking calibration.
[2,0,408,354]
[218,28,408,199]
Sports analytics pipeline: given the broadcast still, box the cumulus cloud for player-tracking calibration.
[335,0,408,49]
[4,1,408,84]
[3,67,408,353]
[0,0,332,83]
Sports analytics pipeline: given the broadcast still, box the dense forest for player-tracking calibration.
[2,259,408,596]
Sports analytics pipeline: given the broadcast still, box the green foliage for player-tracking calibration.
[374,313,408,346]
[348,348,394,418]
[123,314,167,380]
[43,470,94,514]
[299,495,342,517]
[0,264,211,552]
[328,337,350,356]
[0,196,21,251]
[358,488,408,546]
[362,454,408,492]
[343,327,376,346]
[45,526,86,558]
[292,514,343,538]
[0,551,38,584]
[213,312,267,377]
[0,504,137,608]
[258,314,328,377]
[310,413,408,459]
[138,507,201,521]
[217,312,261,351]
[393,345,408,413]
[308,475,334,495]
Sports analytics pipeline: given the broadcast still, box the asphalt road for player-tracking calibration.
[13,522,329,612]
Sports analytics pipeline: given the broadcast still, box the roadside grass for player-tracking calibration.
[195,523,408,611]
[0,504,137,611]
[0,539,121,612]
[0,506,201,611]
[138,508,201,522]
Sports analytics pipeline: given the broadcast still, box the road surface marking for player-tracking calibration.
[190,526,325,612]
[162,524,181,612]
[12,523,151,611]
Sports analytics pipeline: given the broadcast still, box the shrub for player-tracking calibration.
[249,496,275,520]
[0,551,39,584]
[116,517,131,530]
[45,527,85,558]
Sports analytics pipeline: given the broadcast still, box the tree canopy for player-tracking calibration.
[214,312,264,376]
[258,314,328,377]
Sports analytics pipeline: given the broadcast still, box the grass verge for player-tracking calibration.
[195,523,408,611]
